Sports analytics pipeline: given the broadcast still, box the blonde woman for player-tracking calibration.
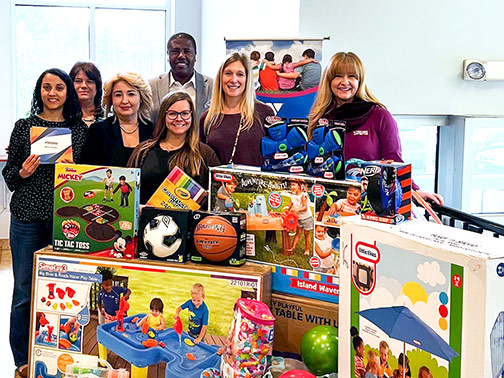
[200,53,274,166]
[82,72,154,167]
[129,92,219,204]
[308,52,443,205]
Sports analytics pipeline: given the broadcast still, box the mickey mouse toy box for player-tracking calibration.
[53,164,140,259]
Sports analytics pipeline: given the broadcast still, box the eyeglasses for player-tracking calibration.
[166,110,192,120]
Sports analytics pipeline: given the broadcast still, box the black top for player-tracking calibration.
[82,116,154,167]
[2,116,88,221]
[140,142,220,204]
[199,102,274,167]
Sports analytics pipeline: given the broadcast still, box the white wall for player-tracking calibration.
[299,0,504,116]
[1,1,14,151]
[201,0,300,80]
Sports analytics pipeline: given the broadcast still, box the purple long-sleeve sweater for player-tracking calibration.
[325,102,419,190]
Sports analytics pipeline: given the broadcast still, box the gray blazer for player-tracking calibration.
[149,71,213,125]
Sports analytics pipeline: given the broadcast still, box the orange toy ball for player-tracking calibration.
[193,216,237,262]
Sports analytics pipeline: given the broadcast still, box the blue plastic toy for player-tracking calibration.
[261,118,308,172]
[306,122,344,179]
[97,314,221,378]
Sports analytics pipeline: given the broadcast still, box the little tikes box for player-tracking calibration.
[53,164,140,258]
[339,216,504,378]
[210,165,361,303]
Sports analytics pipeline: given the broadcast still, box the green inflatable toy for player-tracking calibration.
[301,325,338,375]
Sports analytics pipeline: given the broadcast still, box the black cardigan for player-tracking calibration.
[82,116,154,167]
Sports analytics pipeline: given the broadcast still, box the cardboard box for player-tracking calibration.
[210,165,361,303]
[53,164,140,258]
[138,207,191,263]
[29,249,271,378]
[339,216,504,378]
[360,161,412,224]
[271,292,338,357]
[190,211,247,266]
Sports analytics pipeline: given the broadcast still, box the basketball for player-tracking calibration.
[193,216,237,262]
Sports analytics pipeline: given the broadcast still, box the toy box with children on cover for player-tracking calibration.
[29,249,271,378]
[210,165,362,302]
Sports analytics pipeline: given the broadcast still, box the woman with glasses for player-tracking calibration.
[82,72,153,167]
[128,91,220,204]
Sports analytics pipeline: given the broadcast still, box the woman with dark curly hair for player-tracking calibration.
[70,61,105,126]
[2,68,88,378]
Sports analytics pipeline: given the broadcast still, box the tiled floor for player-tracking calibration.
[0,248,16,376]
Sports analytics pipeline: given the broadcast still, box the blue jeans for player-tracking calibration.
[9,214,52,367]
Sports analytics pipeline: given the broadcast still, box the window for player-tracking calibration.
[15,2,168,119]
[397,121,439,193]
[468,124,504,215]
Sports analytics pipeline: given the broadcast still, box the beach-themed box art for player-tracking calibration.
[30,126,72,164]
[29,249,271,378]
[53,164,140,258]
[209,165,362,303]
[339,216,504,378]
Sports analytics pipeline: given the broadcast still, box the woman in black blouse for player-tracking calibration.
[2,68,87,377]
[82,72,154,167]
[128,92,220,204]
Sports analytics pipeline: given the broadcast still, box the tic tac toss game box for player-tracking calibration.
[339,216,504,378]
[209,165,362,303]
[53,164,140,258]
[29,249,271,378]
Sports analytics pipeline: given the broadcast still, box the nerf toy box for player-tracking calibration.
[360,161,412,224]
[210,165,362,303]
[306,119,345,180]
[190,211,247,266]
[29,249,272,378]
[147,166,207,211]
[53,164,140,258]
[339,216,504,378]
[261,116,309,174]
[138,207,191,263]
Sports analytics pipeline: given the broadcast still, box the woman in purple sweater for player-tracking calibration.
[308,52,443,205]
[200,52,274,166]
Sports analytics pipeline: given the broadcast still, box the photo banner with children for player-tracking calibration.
[225,38,324,119]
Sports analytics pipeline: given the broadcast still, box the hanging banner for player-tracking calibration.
[225,39,324,119]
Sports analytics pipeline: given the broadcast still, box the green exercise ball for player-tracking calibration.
[300,325,338,375]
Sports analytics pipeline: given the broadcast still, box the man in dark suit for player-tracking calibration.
[150,32,213,124]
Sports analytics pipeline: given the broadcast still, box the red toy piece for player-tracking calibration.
[141,318,149,334]
[281,211,299,233]
[56,287,66,299]
[47,283,56,300]
[65,286,76,298]
[173,316,183,336]
[115,296,130,332]
[142,339,158,348]
[186,353,196,361]
[159,341,166,348]
[46,325,54,342]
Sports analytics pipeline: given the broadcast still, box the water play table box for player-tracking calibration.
[53,164,140,258]
[28,249,271,378]
[338,216,504,378]
[209,164,361,303]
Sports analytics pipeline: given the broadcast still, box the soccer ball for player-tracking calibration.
[143,215,182,258]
